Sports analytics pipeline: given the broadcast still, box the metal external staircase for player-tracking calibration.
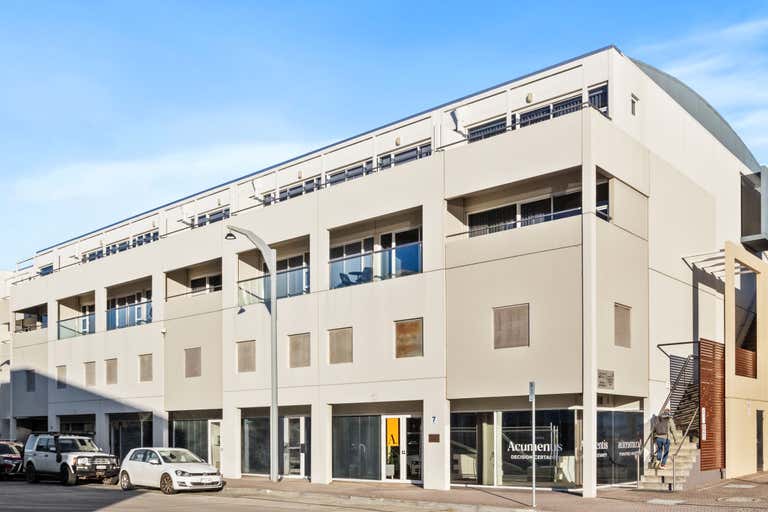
[637,350,701,492]
[638,418,699,491]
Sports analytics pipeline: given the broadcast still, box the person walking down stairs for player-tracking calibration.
[653,408,676,469]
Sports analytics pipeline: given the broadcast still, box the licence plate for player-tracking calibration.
[96,465,106,470]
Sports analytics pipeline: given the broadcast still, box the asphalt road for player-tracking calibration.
[0,480,423,512]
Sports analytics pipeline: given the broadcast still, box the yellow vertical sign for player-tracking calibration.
[386,418,400,447]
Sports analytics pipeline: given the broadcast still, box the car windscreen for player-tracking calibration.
[0,444,20,455]
[58,438,100,453]
[157,449,203,464]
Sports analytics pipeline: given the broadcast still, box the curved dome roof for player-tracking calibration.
[631,58,761,173]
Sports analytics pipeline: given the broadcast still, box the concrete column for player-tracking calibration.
[310,402,332,484]
[422,397,451,490]
[9,417,17,441]
[47,299,58,342]
[151,272,166,325]
[95,286,107,333]
[221,406,242,478]
[153,409,169,447]
[95,412,109,453]
[48,412,60,433]
[580,106,598,498]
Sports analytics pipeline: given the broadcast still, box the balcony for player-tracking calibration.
[237,236,310,306]
[13,304,48,333]
[166,259,222,302]
[58,313,95,340]
[106,301,153,331]
[57,291,95,340]
[329,241,422,289]
[238,266,309,306]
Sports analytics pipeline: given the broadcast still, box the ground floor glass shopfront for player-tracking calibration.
[331,415,422,482]
[241,413,311,478]
[450,409,642,488]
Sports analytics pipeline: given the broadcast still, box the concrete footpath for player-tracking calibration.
[222,473,768,511]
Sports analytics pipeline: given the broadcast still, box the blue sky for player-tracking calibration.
[2,1,768,269]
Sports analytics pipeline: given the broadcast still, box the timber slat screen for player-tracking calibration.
[699,339,725,471]
[735,346,757,378]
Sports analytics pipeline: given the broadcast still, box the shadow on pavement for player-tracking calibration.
[0,480,146,512]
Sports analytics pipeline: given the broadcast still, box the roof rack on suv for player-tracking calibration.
[30,431,96,437]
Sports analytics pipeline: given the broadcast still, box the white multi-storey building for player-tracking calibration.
[3,46,767,495]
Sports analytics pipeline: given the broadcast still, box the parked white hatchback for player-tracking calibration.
[119,447,224,494]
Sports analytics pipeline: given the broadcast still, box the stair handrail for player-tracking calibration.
[671,407,699,492]
[636,352,697,488]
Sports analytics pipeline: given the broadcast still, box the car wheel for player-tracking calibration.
[160,473,176,495]
[60,464,78,486]
[120,471,134,491]
[103,475,119,485]
[25,463,38,483]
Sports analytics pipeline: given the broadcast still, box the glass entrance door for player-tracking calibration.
[208,420,221,470]
[382,415,422,482]
[282,416,306,477]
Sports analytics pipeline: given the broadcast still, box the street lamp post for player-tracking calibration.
[226,225,279,482]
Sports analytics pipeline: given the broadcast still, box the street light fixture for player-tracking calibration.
[225,225,279,482]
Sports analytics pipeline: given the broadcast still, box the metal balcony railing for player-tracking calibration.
[329,241,422,290]
[238,266,310,306]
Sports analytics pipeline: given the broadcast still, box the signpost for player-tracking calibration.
[529,381,536,508]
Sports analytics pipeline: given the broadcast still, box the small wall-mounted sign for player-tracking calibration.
[428,434,440,443]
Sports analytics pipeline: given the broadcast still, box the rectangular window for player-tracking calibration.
[552,96,581,117]
[521,198,552,226]
[39,264,54,276]
[468,117,507,143]
[56,365,67,389]
[552,191,581,219]
[614,303,631,348]
[494,304,530,348]
[289,333,311,368]
[84,361,96,387]
[106,358,118,385]
[185,347,202,378]
[328,170,346,186]
[139,353,153,382]
[596,182,609,219]
[468,204,517,237]
[329,327,353,364]
[395,318,423,358]
[237,340,256,373]
[378,154,392,170]
[589,85,609,115]
[520,105,551,127]
[393,147,419,166]
[26,369,35,392]
[332,416,381,479]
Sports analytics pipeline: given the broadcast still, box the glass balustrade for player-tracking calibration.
[238,266,310,306]
[58,313,95,340]
[106,301,153,331]
[329,241,422,289]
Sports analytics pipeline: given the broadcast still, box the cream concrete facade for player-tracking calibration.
[2,46,765,494]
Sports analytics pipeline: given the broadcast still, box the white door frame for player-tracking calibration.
[282,415,306,478]
[208,419,221,469]
[381,415,422,483]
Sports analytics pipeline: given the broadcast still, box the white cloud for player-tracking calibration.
[11,141,321,204]
[631,18,768,163]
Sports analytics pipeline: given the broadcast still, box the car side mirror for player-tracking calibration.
[49,446,57,453]
[150,459,161,465]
